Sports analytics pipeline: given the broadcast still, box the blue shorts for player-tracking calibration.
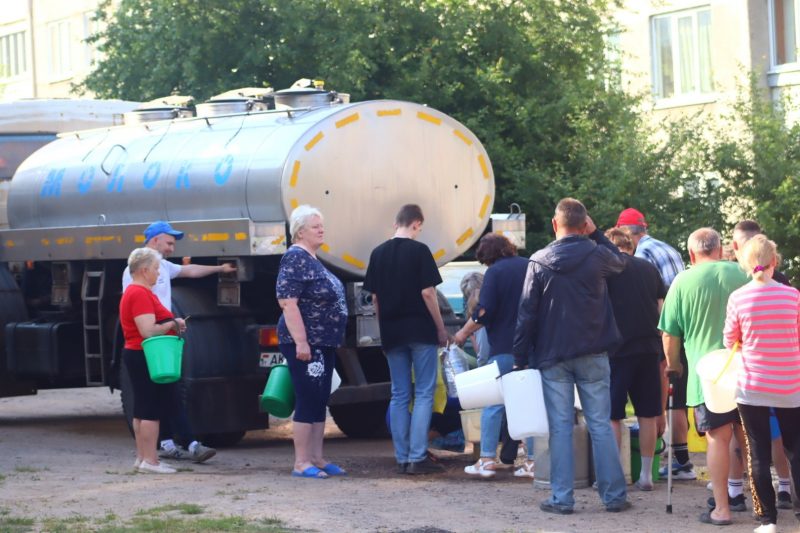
[279,343,336,424]
[770,408,781,440]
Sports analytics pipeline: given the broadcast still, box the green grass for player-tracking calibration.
[136,504,204,516]
[0,515,35,533]
[12,467,39,474]
[0,513,294,533]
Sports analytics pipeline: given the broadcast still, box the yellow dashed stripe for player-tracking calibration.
[304,131,324,151]
[320,243,331,253]
[456,228,474,246]
[290,160,301,187]
[478,154,489,179]
[335,113,360,128]
[85,236,117,245]
[57,237,74,245]
[234,232,247,241]
[479,195,492,219]
[271,235,286,245]
[342,253,365,269]
[377,109,401,117]
[202,233,229,242]
[290,198,299,210]
[417,111,441,125]
[134,235,145,243]
[453,130,472,146]
[41,238,50,246]
[433,248,446,261]
[4,240,14,247]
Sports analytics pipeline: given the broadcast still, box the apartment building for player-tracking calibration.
[613,1,799,122]
[0,0,107,100]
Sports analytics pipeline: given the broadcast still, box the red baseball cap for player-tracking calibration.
[616,208,648,228]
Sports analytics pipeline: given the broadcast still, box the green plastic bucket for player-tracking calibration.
[142,335,184,384]
[630,426,663,483]
[260,364,295,418]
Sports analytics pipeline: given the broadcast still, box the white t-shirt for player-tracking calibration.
[122,258,183,310]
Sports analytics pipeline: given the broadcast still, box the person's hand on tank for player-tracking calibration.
[220,262,237,274]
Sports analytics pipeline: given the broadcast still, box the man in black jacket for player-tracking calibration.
[513,197,629,515]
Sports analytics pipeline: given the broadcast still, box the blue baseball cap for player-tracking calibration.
[143,221,184,242]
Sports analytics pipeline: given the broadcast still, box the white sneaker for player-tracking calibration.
[635,479,654,491]
[754,524,777,533]
[514,460,535,479]
[189,443,217,464]
[464,459,497,478]
[138,461,177,474]
[132,458,141,470]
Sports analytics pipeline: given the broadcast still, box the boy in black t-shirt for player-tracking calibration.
[363,204,449,475]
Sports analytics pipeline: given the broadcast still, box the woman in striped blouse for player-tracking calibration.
[723,235,800,533]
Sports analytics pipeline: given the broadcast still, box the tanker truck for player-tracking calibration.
[0,84,524,445]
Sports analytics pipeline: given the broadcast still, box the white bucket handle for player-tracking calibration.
[713,341,739,385]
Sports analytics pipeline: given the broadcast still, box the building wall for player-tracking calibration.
[613,0,773,123]
[0,0,108,100]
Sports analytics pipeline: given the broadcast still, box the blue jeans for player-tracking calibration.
[541,353,626,510]
[480,354,534,459]
[385,343,438,464]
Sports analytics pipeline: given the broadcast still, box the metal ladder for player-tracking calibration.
[81,264,106,386]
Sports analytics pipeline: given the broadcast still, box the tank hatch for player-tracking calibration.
[195,87,275,118]
[123,95,195,124]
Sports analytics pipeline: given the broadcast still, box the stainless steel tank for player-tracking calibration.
[7,100,494,276]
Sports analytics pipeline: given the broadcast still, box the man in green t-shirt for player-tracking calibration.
[659,227,748,526]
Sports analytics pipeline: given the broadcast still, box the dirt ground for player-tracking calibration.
[0,388,792,532]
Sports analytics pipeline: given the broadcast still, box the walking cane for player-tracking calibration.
[666,373,676,514]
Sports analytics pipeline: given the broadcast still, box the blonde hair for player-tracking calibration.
[127,247,161,274]
[740,234,777,281]
[289,205,323,243]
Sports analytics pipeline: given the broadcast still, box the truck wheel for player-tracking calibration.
[201,431,246,448]
[119,362,135,438]
[330,401,390,438]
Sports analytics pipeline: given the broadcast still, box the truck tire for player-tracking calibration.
[201,431,246,448]
[330,401,390,438]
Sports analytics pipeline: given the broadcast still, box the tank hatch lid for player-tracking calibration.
[196,87,275,117]
[124,95,195,124]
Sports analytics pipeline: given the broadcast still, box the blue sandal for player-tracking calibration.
[321,463,347,476]
[291,466,328,478]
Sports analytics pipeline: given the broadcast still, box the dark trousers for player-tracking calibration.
[158,383,196,446]
[738,403,800,525]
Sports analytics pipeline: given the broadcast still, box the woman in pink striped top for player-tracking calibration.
[723,235,800,533]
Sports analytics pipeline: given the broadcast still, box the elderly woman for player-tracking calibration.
[454,233,535,479]
[277,205,348,478]
[119,247,187,474]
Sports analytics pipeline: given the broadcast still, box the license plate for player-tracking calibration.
[260,352,285,368]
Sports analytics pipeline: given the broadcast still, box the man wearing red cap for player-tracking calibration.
[615,208,695,481]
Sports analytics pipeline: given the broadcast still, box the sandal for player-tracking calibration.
[321,463,347,476]
[291,466,329,478]
[464,459,496,478]
[514,460,535,479]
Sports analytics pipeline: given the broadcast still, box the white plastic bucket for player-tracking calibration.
[454,361,503,409]
[501,369,549,439]
[695,347,741,414]
[331,369,342,394]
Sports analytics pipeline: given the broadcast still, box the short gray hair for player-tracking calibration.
[619,224,646,236]
[687,228,721,256]
[127,247,161,274]
[289,204,323,243]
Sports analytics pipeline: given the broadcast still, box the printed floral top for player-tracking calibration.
[276,245,347,347]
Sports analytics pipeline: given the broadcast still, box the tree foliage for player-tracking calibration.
[82,0,733,255]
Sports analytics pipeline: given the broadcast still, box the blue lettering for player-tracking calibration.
[176,162,191,189]
[77,167,95,195]
[107,164,125,192]
[214,155,234,186]
[41,168,65,197]
[142,162,161,190]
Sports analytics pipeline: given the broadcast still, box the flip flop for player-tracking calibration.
[291,466,328,478]
[321,463,347,476]
[699,511,732,526]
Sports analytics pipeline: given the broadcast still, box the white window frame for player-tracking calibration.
[650,6,715,107]
[766,0,800,89]
[47,19,73,82]
[0,30,28,80]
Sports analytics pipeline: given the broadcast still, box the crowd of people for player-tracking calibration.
[121,199,800,533]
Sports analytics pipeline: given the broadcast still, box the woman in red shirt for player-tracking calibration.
[119,247,187,474]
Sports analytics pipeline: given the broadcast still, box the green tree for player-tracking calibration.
[82,0,726,254]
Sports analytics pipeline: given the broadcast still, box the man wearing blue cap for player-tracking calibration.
[122,220,236,462]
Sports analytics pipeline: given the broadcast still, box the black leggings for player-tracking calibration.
[279,343,335,423]
[738,403,800,525]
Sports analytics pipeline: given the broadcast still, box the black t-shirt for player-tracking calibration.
[363,237,443,350]
[606,254,667,358]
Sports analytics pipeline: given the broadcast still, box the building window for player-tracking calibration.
[48,20,72,80]
[0,31,27,79]
[651,7,713,100]
[771,0,799,66]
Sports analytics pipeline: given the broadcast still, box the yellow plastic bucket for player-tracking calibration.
[142,335,184,384]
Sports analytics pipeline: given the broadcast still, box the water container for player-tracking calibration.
[501,369,548,439]
[141,335,184,384]
[259,364,295,418]
[629,424,663,483]
[695,346,741,414]
[533,421,590,489]
[454,361,503,409]
[459,409,482,442]
[619,422,631,484]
